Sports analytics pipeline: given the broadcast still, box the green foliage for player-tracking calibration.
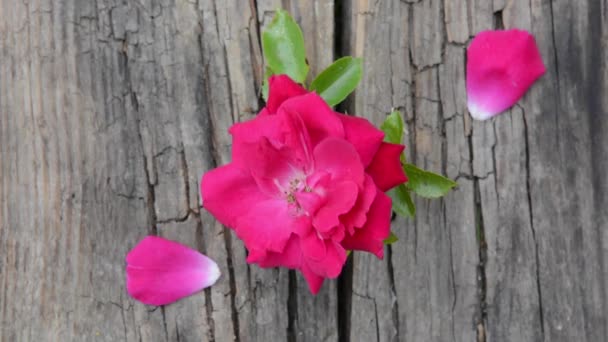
[380,111,456,222]
[388,184,416,218]
[310,57,363,107]
[261,9,309,85]
[261,67,273,101]
[383,231,399,245]
[260,9,458,243]
[403,163,457,198]
[380,110,404,145]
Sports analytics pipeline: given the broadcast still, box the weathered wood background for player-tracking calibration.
[1,0,607,341]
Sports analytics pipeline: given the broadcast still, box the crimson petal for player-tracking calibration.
[341,189,392,258]
[339,114,385,166]
[366,142,408,192]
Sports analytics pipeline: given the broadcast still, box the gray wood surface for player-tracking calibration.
[1,0,606,341]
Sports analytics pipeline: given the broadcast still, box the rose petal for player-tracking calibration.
[249,234,303,269]
[230,114,283,169]
[339,114,385,166]
[240,137,301,196]
[305,240,347,278]
[341,190,392,258]
[466,29,546,120]
[295,190,324,217]
[312,180,359,233]
[278,93,344,146]
[300,233,327,262]
[267,75,308,114]
[313,137,365,185]
[301,263,325,295]
[340,175,378,233]
[201,164,269,228]
[126,236,220,306]
[235,197,295,253]
[232,110,314,175]
[277,110,315,173]
[366,142,408,191]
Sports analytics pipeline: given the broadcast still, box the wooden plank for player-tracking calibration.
[1,0,607,341]
[341,1,412,341]
[199,1,264,341]
[441,45,479,342]
[524,1,608,341]
[255,2,339,341]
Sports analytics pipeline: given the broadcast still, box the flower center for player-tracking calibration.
[280,175,314,215]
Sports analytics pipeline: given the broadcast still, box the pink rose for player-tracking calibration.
[201,75,407,293]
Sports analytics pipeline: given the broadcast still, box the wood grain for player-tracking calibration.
[1,0,606,341]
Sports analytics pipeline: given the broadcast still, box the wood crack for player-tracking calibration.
[286,270,298,342]
[469,133,487,342]
[386,245,400,339]
[522,108,545,341]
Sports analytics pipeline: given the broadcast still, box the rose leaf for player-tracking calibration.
[388,183,416,218]
[404,163,457,199]
[310,56,363,107]
[262,9,309,84]
[383,231,399,245]
[380,110,404,145]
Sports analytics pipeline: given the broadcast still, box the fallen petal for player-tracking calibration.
[126,236,220,306]
[467,29,546,120]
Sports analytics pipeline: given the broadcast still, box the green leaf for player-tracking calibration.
[404,164,457,198]
[380,110,404,144]
[261,67,273,101]
[310,57,363,106]
[383,231,399,245]
[388,183,416,218]
[262,9,309,84]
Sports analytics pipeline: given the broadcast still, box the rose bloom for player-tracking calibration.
[201,75,407,293]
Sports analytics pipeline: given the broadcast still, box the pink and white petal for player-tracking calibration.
[313,137,365,185]
[466,29,546,120]
[266,75,308,114]
[312,180,359,233]
[365,142,408,192]
[300,263,325,295]
[235,197,295,253]
[278,93,345,145]
[340,175,378,232]
[201,164,269,229]
[305,240,347,279]
[341,190,392,259]
[126,236,220,306]
[338,114,385,166]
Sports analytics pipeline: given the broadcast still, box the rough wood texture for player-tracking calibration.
[0,0,606,341]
